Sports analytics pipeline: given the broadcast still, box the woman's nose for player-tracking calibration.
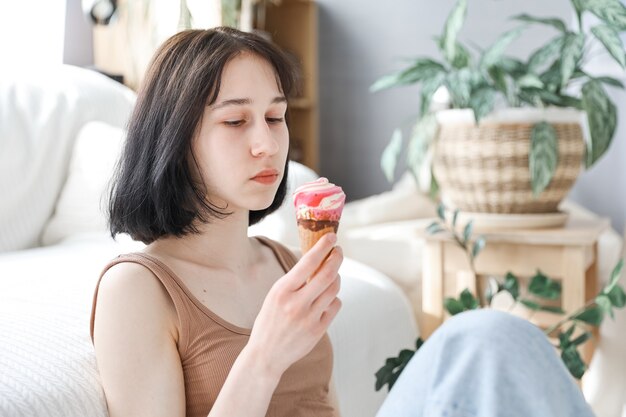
[250,120,279,157]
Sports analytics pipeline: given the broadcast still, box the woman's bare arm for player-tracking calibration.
[93,263,186,417]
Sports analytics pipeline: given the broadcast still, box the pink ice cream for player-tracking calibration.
[293,177,346,254]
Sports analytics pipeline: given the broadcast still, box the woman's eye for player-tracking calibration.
[266,117,284,124]
[224,120,244,127]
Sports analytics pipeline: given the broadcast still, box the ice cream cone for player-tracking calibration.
[293,177,346,255]
[297,220,339,254]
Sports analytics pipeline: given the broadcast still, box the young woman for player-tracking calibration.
[90,27,595,417]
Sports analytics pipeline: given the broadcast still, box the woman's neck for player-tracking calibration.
[147,209,255,273]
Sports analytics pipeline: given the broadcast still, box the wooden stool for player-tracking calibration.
[420,216,609,366]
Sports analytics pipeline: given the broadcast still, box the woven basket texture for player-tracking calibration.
[433,121,584,213]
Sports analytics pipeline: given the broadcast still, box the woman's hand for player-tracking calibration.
[246,233,343,379]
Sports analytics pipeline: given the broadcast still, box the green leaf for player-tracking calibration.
[528,36,565,73]
[374,348,416,391]
[451,42,472,69]
[452,210,460,227]
[596,294,614,318]
[561,345,586,379]
[445,297,466,315]
[591,24,626,68]
[498,56,528,77]
[480,26,526,70]
[584,0,626,30]
[488,65,508,95]
[370,58,447,92]
[460,288,479,310]
[426,221,444,235]
[520,299,541,310]
[558,324,577,349]
[441,0,468,65]
[539,305,566,314]
[560,33,585,88]
[607,285,626,308]
[468,86,496,122]
[437,203,445,221]
[603,259,624,294]
[463,220,473,244]
[472,236,486,259]
[445,68,475,107]
[415,337,425,350]
[573,306,605,326]
[539,61,563,92]
[529,122,558,196]
[528,270,561,300]
[420,72,446,116]
[429,169,440,199]
[517,74,544,89]
[520,86,584,109]
[380,129,403,183]
[582,80,617,167]
[571,331,592,346]
[563,323,576,340]
[571,0,585,15]
[406,114,438,180]
[511,14,567,32]
[398,349,414,362]
[504,272,520,300]
[595,76,625,89]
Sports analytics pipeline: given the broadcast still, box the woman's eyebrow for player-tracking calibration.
[210,96,287,109]
[210,98,250,110]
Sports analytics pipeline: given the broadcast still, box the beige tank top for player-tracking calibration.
[90,236,337,417]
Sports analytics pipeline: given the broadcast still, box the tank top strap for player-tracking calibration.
[253,236,300,271]
[89,252,192,356]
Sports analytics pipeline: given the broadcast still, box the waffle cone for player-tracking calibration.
[297,222,339,254]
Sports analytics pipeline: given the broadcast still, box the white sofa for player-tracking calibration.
[0,66,418,417]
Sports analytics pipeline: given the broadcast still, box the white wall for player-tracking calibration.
[0,0,67,68]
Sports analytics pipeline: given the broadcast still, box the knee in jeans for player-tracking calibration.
[441,309,541,341]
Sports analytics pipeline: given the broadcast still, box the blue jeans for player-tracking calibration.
[376,309,595,417]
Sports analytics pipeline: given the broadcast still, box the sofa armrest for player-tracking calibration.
[329,257,418,417]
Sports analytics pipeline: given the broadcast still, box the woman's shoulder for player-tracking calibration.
[95,257,178,337]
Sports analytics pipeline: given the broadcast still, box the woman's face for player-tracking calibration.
[192,52,289,213]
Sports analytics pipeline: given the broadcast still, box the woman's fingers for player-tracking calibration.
[302,245,343,302]
[310,273,341,315]
[285,233,337,290]
[318,297,342,328]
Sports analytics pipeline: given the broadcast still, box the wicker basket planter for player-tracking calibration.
[432,108,586,214]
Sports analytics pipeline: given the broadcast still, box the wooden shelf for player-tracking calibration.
[288,97,313,110]
[260,0,319,171]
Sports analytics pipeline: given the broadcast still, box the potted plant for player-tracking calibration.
[372,0,626,216]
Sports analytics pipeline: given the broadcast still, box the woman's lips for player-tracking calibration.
[251,169,279,185]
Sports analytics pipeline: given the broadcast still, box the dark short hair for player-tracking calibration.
[108,27,299,244]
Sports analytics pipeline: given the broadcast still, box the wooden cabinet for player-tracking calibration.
[257,0,319,171]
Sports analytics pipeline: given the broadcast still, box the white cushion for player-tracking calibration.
[41,122,125,246]
[0,65,136,252]
[340,172,437,233]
